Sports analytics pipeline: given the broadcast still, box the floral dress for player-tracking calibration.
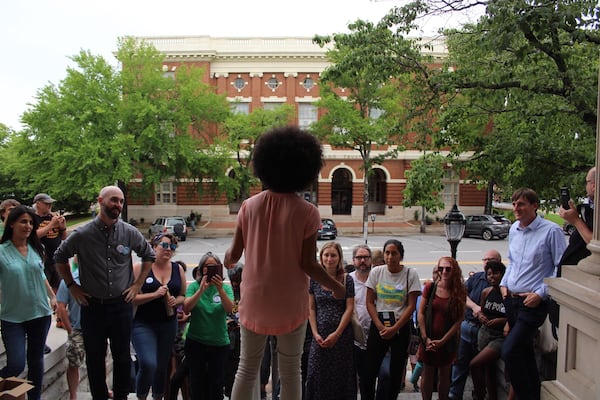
[305,275,356,400]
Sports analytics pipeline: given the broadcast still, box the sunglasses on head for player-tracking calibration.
[159,242,177,251]
[438,266,452,273]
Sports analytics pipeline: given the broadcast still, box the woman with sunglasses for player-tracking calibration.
[417,257,467,400]
[183,252,234,400]
[131,233,186,400]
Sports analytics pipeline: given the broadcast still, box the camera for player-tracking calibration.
[560,187,570,210]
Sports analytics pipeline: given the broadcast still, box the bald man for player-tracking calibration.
[558,166,595,275]
[449,249,502,400]
[55,186,155,400]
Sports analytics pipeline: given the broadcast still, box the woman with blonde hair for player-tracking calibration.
[417,256,467,400]
[305,241,356,399]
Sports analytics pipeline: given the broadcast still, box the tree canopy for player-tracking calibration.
[388,0,599,202]
[1,37,232,211]
[313,19,445,237]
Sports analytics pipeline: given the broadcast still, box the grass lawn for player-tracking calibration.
[542,212,565,226]
[65,214,92,228]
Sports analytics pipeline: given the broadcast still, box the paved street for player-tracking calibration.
[162,233,512,283]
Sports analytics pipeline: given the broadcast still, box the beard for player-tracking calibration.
[102,203,121,220]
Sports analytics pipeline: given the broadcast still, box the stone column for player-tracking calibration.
[542,65,600,400]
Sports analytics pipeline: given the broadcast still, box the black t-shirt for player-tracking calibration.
[558,203,594,276]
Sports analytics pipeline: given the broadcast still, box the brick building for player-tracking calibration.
[127,35,486,224]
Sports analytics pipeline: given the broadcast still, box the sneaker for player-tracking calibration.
[44,344,51,354]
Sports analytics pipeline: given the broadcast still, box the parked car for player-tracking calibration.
[148,216,188,241]
[317,218,337,240]
[464,214,510,241]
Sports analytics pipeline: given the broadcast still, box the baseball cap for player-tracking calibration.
[33,193,56,203]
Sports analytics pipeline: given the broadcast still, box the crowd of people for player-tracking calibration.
[0,126,590,400]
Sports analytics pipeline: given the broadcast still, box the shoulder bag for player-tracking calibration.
[344,274,366,344]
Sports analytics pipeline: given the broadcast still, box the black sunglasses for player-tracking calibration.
[438,266,452,273]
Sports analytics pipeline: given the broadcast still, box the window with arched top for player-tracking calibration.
[368,168,387,213]
[331,168,353,215]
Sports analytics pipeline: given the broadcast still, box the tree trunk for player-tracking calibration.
[363,173,369,244]
[485,181,494,215]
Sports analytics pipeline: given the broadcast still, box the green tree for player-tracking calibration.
[7,38,232,214]
[0,124,28,202]
[313,20,442,240]
[403,153,446,232]
[388,0,599,201]
[15,50,123,209]
[117,37,231,203]
[219,105,295,203]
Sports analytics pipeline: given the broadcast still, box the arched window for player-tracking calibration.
[331,168,352,215]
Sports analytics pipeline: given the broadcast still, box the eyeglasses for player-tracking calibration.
[482,258,499,262]
[438,266,452,273]
[159,242,177,251]
[354,256,371,260]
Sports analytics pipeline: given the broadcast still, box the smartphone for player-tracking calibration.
[205,264,223,282]
[560,187,570,209]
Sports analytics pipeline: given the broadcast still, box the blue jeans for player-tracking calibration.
[81,300,133,400]
[501,297,547,400]
[131,318,177,398]
[0,316,51,400]
[449,319,480,398]
[185,338,229,400]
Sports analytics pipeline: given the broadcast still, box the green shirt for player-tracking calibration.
[0,242,52,322]
[185,280,233,346]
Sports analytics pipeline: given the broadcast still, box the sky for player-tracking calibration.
[1,0,480,131]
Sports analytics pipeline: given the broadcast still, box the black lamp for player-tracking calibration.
[444,203,466,259]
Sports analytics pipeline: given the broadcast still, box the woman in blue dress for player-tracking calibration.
[306,241,356,400]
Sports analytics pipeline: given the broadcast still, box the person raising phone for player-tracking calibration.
[558,167,595,276]
[183,252,234,400]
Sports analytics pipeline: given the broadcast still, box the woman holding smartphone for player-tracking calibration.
[131,233,186,400]
[183,252,234,400]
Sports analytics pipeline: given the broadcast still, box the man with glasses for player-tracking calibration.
[449,249,502,400]
[349,245,372,398]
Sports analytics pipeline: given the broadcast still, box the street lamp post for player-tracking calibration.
[444,203,466,259]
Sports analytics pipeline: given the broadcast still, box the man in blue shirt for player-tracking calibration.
[449,249,501,399]
[500,188,567,400]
